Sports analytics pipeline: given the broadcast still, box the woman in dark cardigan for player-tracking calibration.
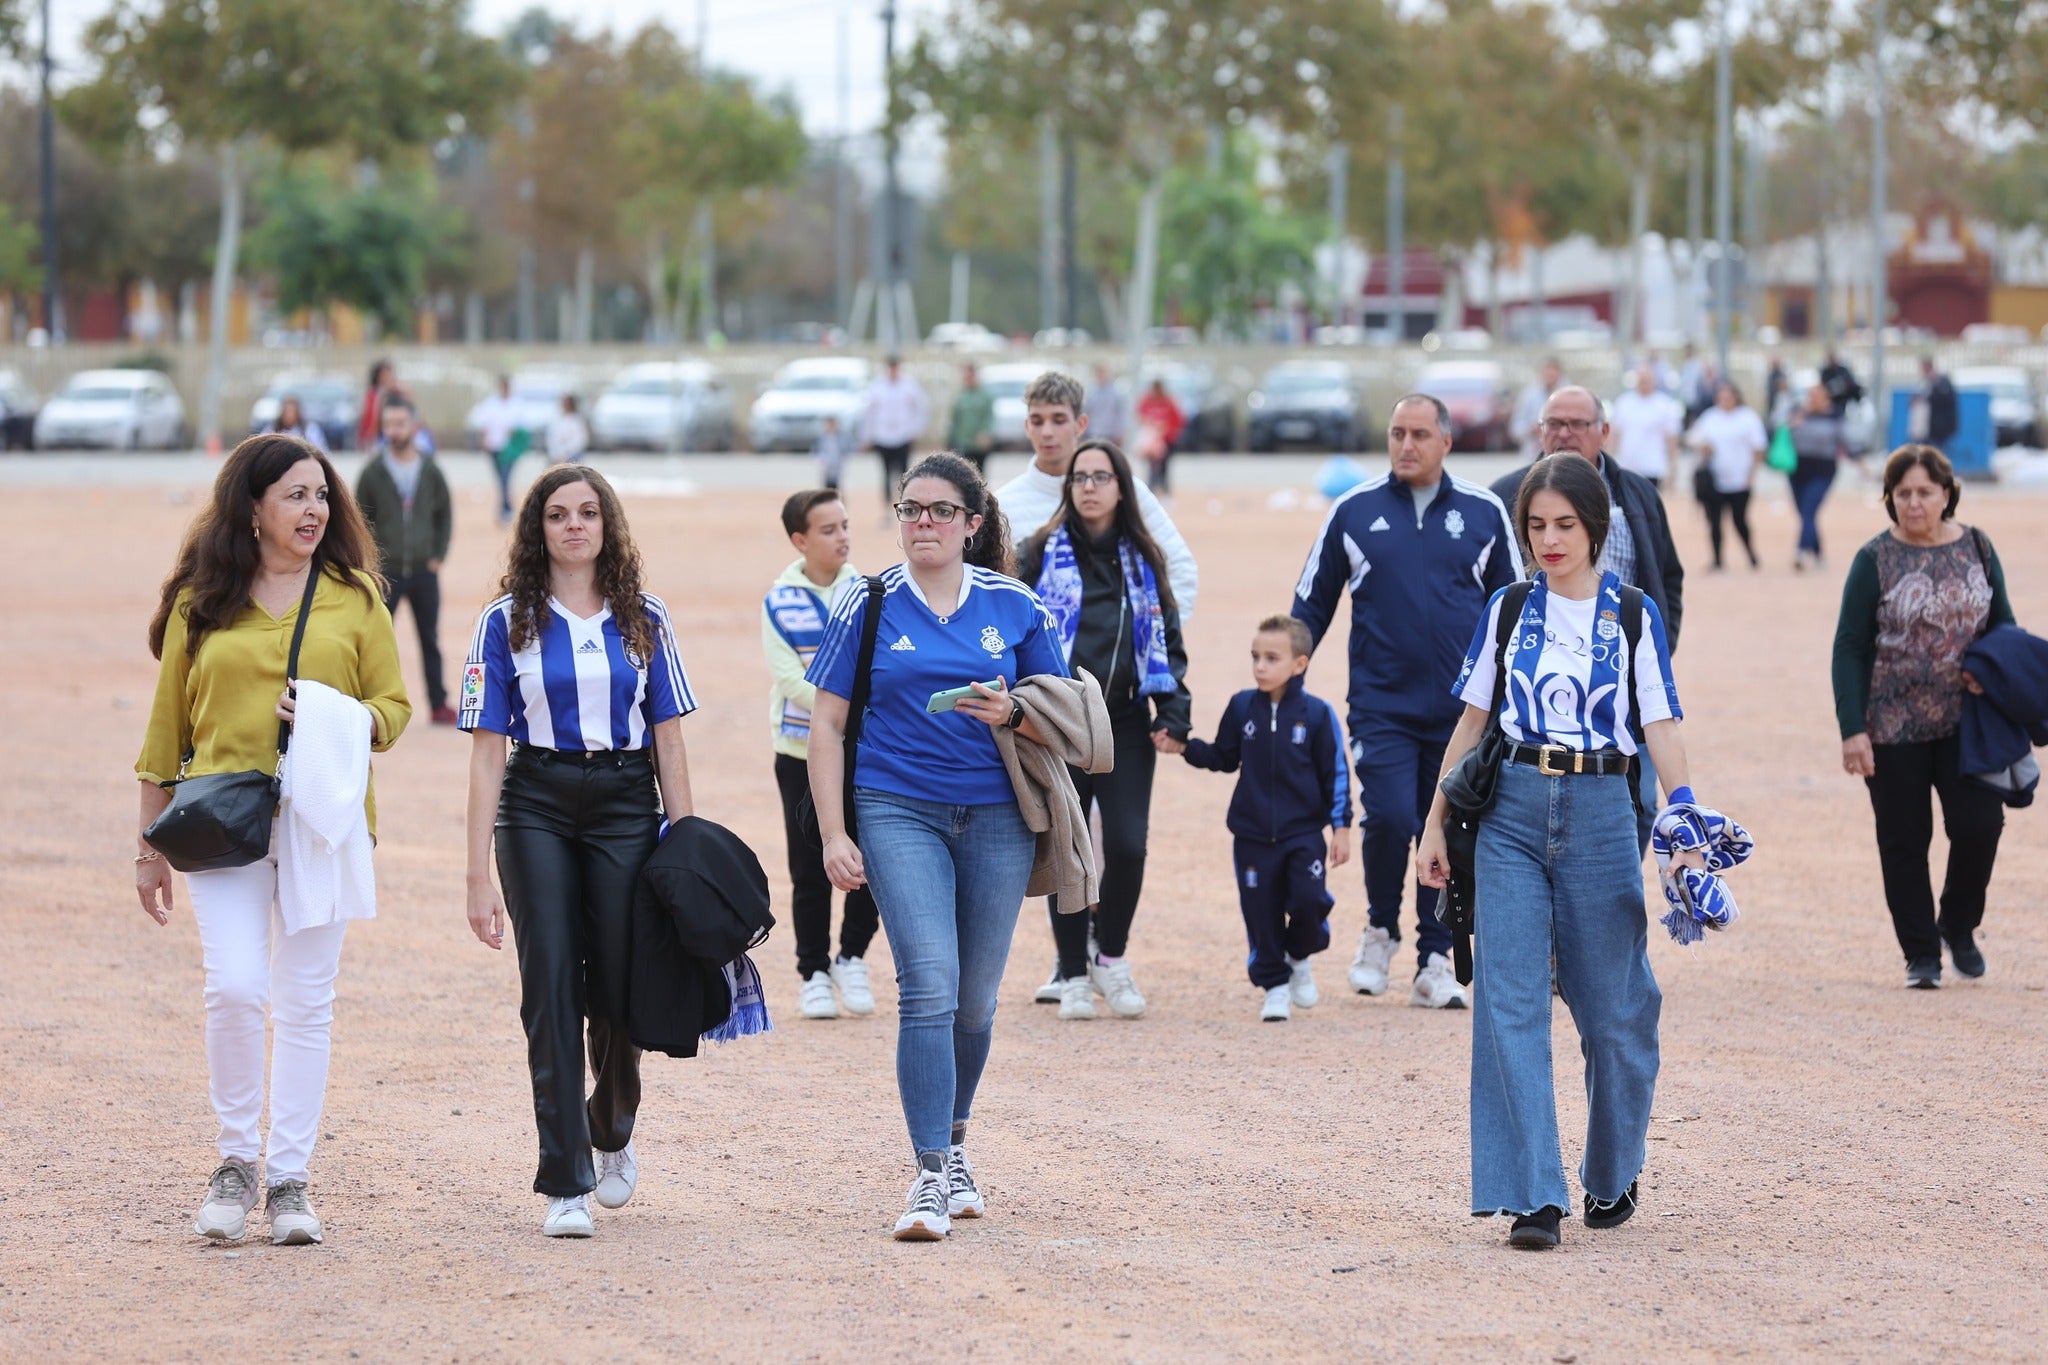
[1833,444,2014,989]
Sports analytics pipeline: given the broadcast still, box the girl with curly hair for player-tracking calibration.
[135,434,409,1247]
[459,463,699,1238]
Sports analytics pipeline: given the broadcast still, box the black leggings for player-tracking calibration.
[1866,735,2006,965]
[1049,714,1159,977]
[496,745,661,1197]
[1700,486,1756,568]
[774,752,880,978]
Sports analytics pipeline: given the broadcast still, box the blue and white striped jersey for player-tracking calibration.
[459,593,695,751]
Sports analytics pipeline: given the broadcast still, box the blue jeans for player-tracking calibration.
[1470,759,1662,1215]
[1351,719,1453,964]
[854,787,1036,1157]
[1789,457,1836,557]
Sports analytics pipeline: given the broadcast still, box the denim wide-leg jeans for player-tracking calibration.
[1470,759,1662,1216]
[854,787,1036,1157]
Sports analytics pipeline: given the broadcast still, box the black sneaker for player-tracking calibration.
[1507,1206,1562,1250]
[1905,958,1943,990]
[1584,1179,1638,1229]
[1947,934,1986,979]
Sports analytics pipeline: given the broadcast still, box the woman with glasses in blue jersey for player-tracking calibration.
[1416,454,1708,1251]
[459,463,698,1239]
[807,452,1070,1242]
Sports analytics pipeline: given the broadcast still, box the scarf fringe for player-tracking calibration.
[701,952,773,1045]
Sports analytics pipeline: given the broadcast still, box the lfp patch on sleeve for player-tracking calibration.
[461,662,485,707]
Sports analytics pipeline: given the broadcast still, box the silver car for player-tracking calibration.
[749,357,872,452]
[34,369,187,450]
[590,361,735,452]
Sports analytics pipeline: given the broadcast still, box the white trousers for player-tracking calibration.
[185,839,348,1185]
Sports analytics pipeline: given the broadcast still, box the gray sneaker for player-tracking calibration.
[194,1157,259,1241]
[265,1179,324,1245]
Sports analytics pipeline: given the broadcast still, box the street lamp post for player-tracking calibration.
[39,0,58,341]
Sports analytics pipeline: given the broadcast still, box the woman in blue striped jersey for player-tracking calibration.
[460,463,698,1239]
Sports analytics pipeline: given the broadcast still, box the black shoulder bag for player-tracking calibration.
[1437,581,1533,937]
[144,565,321,873]
[797,575,886,844]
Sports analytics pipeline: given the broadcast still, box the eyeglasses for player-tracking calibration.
[1068,470,1117,488]
[893,499,965,524]
[1540,417,1599,435]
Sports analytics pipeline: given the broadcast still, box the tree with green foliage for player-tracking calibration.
[76,0,516,440]
[246,170,457,335]
[0,199,37,297]
[1158,148,1322,336]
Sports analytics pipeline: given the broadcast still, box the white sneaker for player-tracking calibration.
[1034,961,1064,1004]
[893,1165,952,1240]
[593,1139,637,1209]
[1058,976,1097,1019]
[264,1180,323,1246]
[800,970,840,1019]
[1260,984,1292,1022]
[945,1145,985,1218]
[1088,957,1147,1017]
[1411,952,1470,1010]
[544,1194,593,1238]
[1287,957,1320,1008]
[1349,926,1395,995]
[194,1157,259,1241]
[830,956,876,1016]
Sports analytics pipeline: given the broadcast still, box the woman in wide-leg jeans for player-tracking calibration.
[1419,453,1706,1251]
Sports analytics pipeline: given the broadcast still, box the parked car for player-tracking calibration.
[590,361,735,452]
[763,321,847,347]
[1247,361,1365,453]
[974,361,1056,450]
[465,367,582,449]
[33,369,186,450]
[1415,360,1510,452]
[1031,327,1092,348]
[249,372,358,449]
[926,322,1007,352]
[1139,361,1237,451]
[0,368,38,449]
[748,356,872,452]
[1952,365,2043,448]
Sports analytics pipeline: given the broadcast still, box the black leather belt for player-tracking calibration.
[512,743,652,767]
[1504,742,1632,777]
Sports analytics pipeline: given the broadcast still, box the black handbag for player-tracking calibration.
[144,565,321,873]
[796,575,885,845]
[1437,582,1532,936]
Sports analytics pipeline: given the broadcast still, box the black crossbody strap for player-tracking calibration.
[840,575,886,833]
[1487,581,1535,739]
[275,562,323,758]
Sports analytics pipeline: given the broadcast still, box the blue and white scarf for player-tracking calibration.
[701,952,773,1044]
[1034,524,1177,698]
[1650,800,1755,944]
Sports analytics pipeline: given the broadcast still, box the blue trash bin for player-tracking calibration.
[1890,389,1994,479]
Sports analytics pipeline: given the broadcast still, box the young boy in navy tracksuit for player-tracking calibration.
[1182,616,1353,1022]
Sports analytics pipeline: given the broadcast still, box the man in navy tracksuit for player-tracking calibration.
[1183,616,1352,1022]
[1292,394,1522,1009]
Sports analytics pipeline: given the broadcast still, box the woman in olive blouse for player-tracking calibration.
[135,434,410,1246]
[1832,445,2013,990]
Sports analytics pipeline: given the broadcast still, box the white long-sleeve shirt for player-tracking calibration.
[998,462,1200,621]
[860,374,931,447]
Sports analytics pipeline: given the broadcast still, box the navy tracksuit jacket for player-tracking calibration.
[1291,473,1521,959]
[1183,675,1353,988]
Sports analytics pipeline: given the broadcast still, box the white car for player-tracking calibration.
[590,361,735,452]
[1952,365,2042,448]
[926,322,1006,352]
[978,361,1057,450]
[465,368,582,448]
[249,372,358,449]
[34,369,186,450]
[749,357,872,452]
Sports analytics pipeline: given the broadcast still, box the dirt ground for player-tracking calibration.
[2,460,2045,1363]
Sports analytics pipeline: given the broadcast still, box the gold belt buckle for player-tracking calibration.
[1537,745,1574,776]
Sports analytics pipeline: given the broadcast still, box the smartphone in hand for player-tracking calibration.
[926,679,1003,713]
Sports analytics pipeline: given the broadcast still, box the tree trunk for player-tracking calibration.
[1096,272,1124,344]
[199,141,241,453]
[574,248,596,344]
[644,232,668,344]
[1124,166,1166,396]
[1486,242,1502,340]
[1621,150,1651,347]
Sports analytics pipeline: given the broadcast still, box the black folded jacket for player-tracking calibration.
[629,816,776,1057]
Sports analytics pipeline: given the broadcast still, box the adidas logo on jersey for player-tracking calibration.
[576,638,603,654]
[889,635,917,651]
[1368,515,1390,532]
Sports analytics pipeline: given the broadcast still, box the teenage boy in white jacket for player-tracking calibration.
[763,490,880,1020]
[996,370,1199,618]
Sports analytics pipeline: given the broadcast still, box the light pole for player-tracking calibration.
[1713,0,1734,374]
[1870,0,1890,431]
[879,0,902,350]
[39,0,58,341]
[1386,104,1404,343]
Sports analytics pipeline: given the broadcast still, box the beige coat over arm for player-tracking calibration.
[991,670,1114,911]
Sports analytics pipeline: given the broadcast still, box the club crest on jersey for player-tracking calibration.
[1291,722,1307,744]
[1244,720,1258,738]
[979,625,1007,656]
[1445,509,1465,539]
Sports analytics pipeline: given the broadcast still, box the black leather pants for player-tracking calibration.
[496,745,660,1196]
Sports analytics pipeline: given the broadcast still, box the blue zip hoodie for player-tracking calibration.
[1182,674,1351,844]
[1292,472,1522,728]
